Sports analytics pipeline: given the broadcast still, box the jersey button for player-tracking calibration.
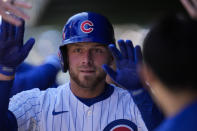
[87,110,92,116]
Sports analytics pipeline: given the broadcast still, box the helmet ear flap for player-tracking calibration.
[59,46,68,72]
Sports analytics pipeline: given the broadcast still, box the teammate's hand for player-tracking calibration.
[181,0,197,20]
[102,39,143,90]
[0,0,32,26]
[0,19,35,76]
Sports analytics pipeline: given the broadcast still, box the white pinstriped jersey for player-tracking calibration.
[9,82,148,131]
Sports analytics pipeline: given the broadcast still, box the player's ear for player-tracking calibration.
[138,63,161,92]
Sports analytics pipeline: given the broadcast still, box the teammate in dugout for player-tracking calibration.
[0,12,163,131]
[139,13,197,131]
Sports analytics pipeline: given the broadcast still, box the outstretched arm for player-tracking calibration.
[102,40,164,130]
[0,19,34,130]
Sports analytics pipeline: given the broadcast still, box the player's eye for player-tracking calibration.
[93,48,104,53]
[73,48,82,53]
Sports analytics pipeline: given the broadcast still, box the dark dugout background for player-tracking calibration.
[39,0,186,26]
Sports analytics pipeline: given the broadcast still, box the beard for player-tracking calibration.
[69,66,106,89]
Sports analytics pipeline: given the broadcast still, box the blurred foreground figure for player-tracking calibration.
[139,13,197,131]
[0,0,31,26]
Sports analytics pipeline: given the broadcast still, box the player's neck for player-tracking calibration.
[69,79,106,98]
[153,84,197,117]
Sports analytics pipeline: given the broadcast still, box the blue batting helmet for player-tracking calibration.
[59,12,116,72]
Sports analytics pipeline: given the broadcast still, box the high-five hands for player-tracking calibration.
[103,39,143,91]
[0,19,35,76]
[0,0,31,26]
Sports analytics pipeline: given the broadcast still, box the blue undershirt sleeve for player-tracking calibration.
[130,88,164,131]
[0,80,17,131]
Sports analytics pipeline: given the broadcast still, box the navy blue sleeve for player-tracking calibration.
[10,63,59,97]
[0,80,17,131]
[130,89,164,131]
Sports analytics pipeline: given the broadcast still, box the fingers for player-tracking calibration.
[19,38,35,59]
[0,10,21,26]
[14,1,32,9]
[118,39,128,59]
[3,2,30,21]
[0,19,9,40]
[134,45,143,64]
[8,21,16,40]
[181,0,197,19]
[15,19,24,44]
[102,64,117,81]
[117,39,141,63]
[125,40,134,62]
[108,44,122,61]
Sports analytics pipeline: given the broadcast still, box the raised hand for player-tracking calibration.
[0,0,32,26]
[102,39,143,90]
[0,19,35,76]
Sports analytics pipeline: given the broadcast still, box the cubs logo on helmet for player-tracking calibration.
[80,20,94,33]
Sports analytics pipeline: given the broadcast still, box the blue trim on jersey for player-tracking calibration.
[76,83,114,107]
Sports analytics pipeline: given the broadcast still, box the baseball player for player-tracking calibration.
[0,12,148,131]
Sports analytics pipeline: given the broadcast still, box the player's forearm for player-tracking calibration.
[0,80,14,129]
[0,73,15,81]
[130,89,164,130]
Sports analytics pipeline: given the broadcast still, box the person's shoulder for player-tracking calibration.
[9,82,70,110]
[44,82,69,95]
[9,88,43,110]
[111,84,129,93]
[110,84,131,98]
[10,88,42,101]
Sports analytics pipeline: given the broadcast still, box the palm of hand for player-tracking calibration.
[0,19,35,68]
[103,39,142,90]
[116,58,141,90]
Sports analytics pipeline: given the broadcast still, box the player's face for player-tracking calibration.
[67,42,112,89]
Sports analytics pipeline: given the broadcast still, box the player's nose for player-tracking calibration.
[81,50,93,65]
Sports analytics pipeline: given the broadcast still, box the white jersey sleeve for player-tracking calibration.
[9,88,44,131]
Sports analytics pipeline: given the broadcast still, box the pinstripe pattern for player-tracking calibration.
[100,100,103,130]
[8,82,148,131]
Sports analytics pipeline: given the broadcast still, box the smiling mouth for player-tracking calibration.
[80,70,95,74]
